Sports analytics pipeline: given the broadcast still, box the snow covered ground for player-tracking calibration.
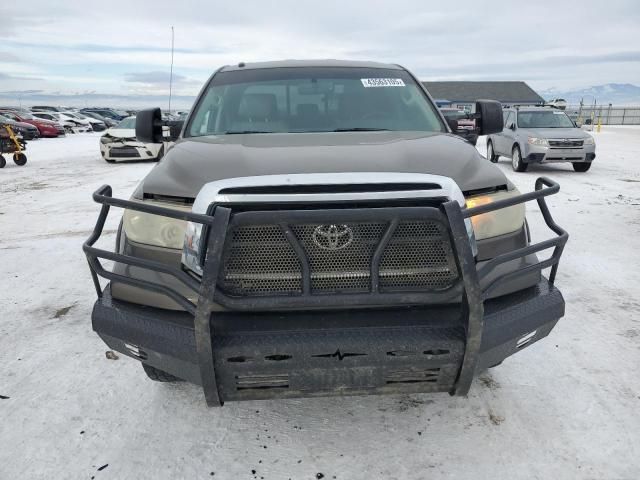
[1,128,639,479]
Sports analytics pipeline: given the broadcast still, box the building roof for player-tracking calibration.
[422,81,544,104]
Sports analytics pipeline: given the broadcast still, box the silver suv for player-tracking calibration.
[487,106,596,172]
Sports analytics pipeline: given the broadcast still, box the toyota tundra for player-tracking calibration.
[84,60,568,406]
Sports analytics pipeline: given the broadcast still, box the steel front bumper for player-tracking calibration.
[93,279,564,401]
[84,178,568,406]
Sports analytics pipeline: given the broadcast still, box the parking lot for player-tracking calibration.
[1,128,639,479]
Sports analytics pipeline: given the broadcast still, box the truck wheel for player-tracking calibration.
[13,152,27,166]
[512,145,528,172]
[487,140,499,163]
[0,155,5,168]
[572,162,592,172]
[142,364,181,382]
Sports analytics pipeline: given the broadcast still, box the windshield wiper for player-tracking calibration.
[224,130,274,134]
[333,127,390,132]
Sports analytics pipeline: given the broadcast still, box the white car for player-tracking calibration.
[61,111,106,131]
[99,116,169,163]
[546,98,567,110]
[33,112,92,132]
[31,112,78,133]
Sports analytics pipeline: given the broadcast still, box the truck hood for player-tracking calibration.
[141,131,509,199]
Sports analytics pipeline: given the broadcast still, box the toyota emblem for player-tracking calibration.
[312,224,354,251]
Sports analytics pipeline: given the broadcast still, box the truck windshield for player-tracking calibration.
[517,111,574,128]
[187,67,445,136]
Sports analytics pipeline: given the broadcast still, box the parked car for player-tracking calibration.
[487,106,596,172]
[31,112,77,133]
[30,106,64,112]
[99,116,166,162]
[0,110,65,137]
[81,108,127,121]
[0,114,40,140]
[82,111,118,128]
[61,111,106,131]
[0,106,34,115]
[83,60,568,406]
[40,112,91,132]
[439,108,478,145]
[58,111,96,131]
[546,98,567,110]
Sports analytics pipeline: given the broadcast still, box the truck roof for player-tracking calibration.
[220,59,403,72]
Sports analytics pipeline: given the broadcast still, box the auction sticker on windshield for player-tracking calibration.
[361,78,406,87]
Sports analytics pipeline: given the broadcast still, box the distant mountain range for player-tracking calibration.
[539,83,640,105]
[1,82,639,110]
[0,91,197,110]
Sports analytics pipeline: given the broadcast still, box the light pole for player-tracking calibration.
[168,26,175,115]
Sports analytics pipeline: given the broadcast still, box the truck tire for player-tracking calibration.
[572,162,592,172]
[512,145,528,172]
[487,140,499,163]
[142,364,181,382]
[0,155,5,168]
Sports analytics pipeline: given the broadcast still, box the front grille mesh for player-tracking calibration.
[549,139,584,148]
[223,225,302,296]
[220,219,458,297]
[379,221,457,290]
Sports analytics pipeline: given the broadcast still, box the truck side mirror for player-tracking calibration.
[474,99,503,135]
[446,117,458,132]
[136,108,164,143]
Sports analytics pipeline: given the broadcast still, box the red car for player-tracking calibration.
[0,110,65,137]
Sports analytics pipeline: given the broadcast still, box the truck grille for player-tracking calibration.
[220,220,458,297]
[549,139,583,149]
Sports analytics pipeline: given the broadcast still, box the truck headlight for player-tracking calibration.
[465,189,525,240]
[122,201,189,249]
[583,136,595,145]
[527,137,549,147]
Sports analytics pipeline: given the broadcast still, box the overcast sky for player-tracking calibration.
[1,0,639,99]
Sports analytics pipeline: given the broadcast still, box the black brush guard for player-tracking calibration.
[83,177,567,406]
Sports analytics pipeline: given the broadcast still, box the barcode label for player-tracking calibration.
[361,78,406,88]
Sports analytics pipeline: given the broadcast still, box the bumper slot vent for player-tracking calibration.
[235,374,289,391]
[385,368,440,384]
[227,355,253,363]
[264,354,292,362]
[386,350,418,357]
[423,348,450,356]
